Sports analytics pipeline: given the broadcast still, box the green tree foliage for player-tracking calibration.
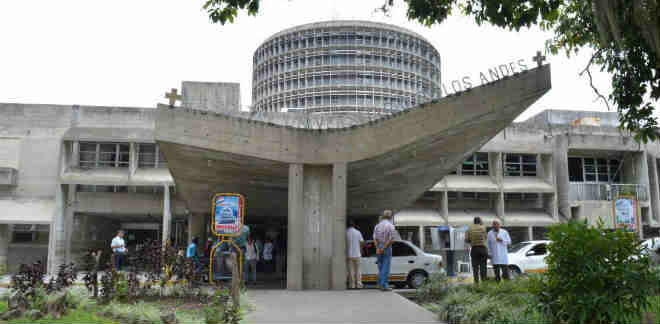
[202,0,659,142]
[532,221,657,323]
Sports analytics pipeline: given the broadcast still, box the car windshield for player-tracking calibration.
[509,242,532,253]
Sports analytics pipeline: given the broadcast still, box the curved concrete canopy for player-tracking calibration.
[156,65,551,218]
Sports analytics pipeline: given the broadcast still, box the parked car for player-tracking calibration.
[361,240,443,289]
[639,237,660,264]
[640,237,660,255]
[487,240,551,278]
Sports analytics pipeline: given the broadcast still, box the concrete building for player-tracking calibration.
[0,21,656,291]
[252,21,442,113]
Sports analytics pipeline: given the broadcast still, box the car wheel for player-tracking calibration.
[408,271,428,289]
[509,266,522,279]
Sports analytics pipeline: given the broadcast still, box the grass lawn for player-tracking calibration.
[0,301,119,324]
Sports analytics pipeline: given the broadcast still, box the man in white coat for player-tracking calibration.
[486,220,511,281]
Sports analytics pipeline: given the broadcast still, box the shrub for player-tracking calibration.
[11,261,46,297]
[416,272,450,302]
[424,280,547,324]
[533,221,656,324]
[45,263,77,294]
[98,269,121,304]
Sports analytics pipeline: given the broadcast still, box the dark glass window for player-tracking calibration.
[392,242,416,257]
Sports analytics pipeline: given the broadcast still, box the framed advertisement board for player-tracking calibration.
[211,193,245,237]
[612,195,639,233]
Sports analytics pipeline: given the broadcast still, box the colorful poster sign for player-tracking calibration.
[211,193,244,237]
[612,196,639,232]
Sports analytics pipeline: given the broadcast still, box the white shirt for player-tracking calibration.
[111,236,126,253]
[486,228,511,265]
[346,227,364,258]
[263,242,274,261]
[246,243,259,261]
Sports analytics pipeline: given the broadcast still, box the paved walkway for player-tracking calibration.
[243,289,438,323]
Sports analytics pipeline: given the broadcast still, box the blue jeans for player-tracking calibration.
[114,252,126,270]
[376,244,392,289]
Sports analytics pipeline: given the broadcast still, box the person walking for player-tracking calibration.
[465,217,488,284]
[373,210,395,291]
[186,237,202,273]
[346,219,365,289]
[486,220,511,281]
[246,237,260,285]
[263,239,274,273]
[110,230,127,271]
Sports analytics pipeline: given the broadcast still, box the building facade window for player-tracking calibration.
[447,191,490,200]
[79,142,129,168]
[10,224,49,243]
[138,144,168,168]
[504,154,537,177]
[568,157,621,183]
[504,193,540,200]
[461,152,489,175]
[77,185,129,193]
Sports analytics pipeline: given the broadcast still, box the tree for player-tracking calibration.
[203,0,660,142]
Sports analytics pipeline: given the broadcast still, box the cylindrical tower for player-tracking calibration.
[252,20,441,113]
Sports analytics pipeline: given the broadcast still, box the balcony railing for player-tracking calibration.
[568,183,649,201]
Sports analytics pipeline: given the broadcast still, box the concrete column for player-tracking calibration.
[287,164,304,290]
[188,212,204,245]
[528,226,534,241]
[554,135,570,219]
[71,141,80,168]
[129,143,138,176]
[303,165,333,290]
[162,184,171,245]
[288,163,347,290]
[649,156,660,226]
[433,191,448,223]
[418,226,425,252]
[331,162,347,290]
[64,185,75,264]
[489,152,503,186]
[496,192,505,222]
[48,184,66,274]
[0,224,9,274]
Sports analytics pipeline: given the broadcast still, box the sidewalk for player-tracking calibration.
[243,289,438,323]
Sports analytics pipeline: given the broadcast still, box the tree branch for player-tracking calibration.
[579,49,611,110]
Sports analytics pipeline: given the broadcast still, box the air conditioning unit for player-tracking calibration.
[0,167,17,186]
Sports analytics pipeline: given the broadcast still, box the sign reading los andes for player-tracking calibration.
[211,193,245,237]
[612,196,639,233]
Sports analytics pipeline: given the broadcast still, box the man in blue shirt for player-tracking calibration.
[187,237,201,273]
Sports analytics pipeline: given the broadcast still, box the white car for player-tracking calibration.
[487,240,551,277]
[360,240,443,289]
[640,237,660,255]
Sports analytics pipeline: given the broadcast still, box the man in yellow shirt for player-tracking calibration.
[464,217,487,284]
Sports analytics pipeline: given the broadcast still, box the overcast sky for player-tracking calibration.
[0,0,615,121]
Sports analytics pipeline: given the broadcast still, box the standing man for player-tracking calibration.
[346,219,365,289]
[486,220,511,281]
[465,217,488,284]
[373,210,395,292]
[110,230,127,271]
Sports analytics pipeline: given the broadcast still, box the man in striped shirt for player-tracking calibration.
[373,210,395,291]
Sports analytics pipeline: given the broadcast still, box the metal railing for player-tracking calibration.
[568,183,649,201]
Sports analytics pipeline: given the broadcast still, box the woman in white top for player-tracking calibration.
[246,238,260,285]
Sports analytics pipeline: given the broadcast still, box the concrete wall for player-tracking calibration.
[182,81,241,113]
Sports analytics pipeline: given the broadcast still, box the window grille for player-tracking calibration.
[504,154,537,176]
[461,153,489,176]
[78,142,129,168]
